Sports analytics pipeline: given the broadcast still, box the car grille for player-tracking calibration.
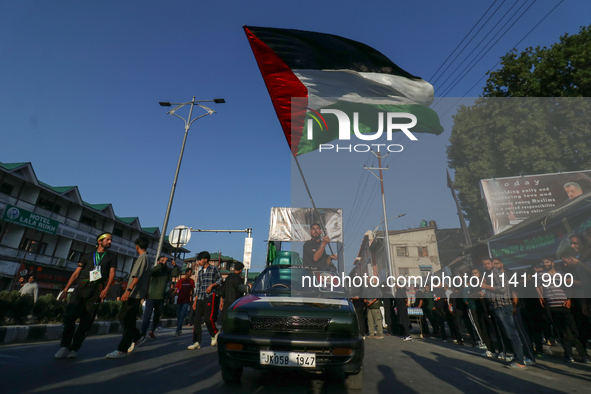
[250,316,331,331]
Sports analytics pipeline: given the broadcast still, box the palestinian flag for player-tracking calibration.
[244,25,444,156]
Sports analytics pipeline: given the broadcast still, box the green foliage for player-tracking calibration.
[0,291,34,324]
[0,291,20,324]
[448,25,591,239]
[32,294,66,323]
[96,300,122,321]
[161,303,177,319]
[483,25,591,97]
[1,293,133,325]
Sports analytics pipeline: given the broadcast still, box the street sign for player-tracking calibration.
[169,225,191,247]
[243,237,253,269]
[1,204,59,235]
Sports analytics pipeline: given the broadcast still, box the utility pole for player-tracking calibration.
[364,151,395,296]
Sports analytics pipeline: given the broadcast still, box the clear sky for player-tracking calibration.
[1,1,589,273]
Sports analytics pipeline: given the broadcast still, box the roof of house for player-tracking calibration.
[0,161,177,242]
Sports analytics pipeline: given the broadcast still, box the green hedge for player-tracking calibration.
[0,291,33,324]
[33,294,66,323]
[0,292,177,326]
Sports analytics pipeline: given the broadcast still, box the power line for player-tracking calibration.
[436,0,563,118]
[437,0,537,99]
[429,0,502,82]
[431,0,508,86]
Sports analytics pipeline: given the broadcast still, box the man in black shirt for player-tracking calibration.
[106,278,124,301]
[219,262,246,323]
[303,223,337,269]
[55,232,117,359]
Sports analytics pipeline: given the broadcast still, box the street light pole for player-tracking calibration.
[154,97,225,264]
[364,151,395,295]
[372,214,406,236]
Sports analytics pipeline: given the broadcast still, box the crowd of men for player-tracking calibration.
[46,227,591,371]
[52,232,246,360]
[351,237,591,370]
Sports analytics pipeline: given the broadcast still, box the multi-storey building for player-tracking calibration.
[0,162,188,295]
[354,222,442,287]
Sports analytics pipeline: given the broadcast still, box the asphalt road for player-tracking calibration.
[1,326,590,394]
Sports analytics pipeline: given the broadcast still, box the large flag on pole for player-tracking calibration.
[244,25,443,156]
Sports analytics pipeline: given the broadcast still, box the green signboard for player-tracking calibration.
[2,204,59,235]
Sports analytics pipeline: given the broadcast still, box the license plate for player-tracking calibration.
[260,351,316,368]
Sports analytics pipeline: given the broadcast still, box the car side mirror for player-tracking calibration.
[238,283,249,294]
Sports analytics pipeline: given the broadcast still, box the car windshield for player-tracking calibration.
[251,265,346,298]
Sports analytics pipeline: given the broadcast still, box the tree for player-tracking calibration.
[483,25,591,97]
[447,25,591,239]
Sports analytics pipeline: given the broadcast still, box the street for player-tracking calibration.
[1,326,589,394]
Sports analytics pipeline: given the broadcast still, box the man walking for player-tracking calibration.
[55,232,117,359]
[141,256,180,340]
[219,262,246,323]
[481,258,528,369]
[538,256,589,363]
[175,268,194,336]
[106,237,152,359]
[188,251,222,350]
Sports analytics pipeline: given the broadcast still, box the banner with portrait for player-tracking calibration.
[480,170,591,235]
[268,207,343,243]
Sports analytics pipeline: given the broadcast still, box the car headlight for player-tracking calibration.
[328,314,358,336]
[223,311,250,333]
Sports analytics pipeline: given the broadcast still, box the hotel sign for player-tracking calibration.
[2,204,59,235]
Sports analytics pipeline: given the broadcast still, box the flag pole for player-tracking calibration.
[293,154,337,259]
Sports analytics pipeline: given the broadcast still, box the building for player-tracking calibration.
[354,221,469,287]
[0,162,188,295]
[354,222,442,282]
[184,252,242,279]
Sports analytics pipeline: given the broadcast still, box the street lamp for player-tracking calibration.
[154,97,225,264]
[372,214,406,236]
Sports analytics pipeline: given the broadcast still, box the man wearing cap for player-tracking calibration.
[55,232,117,359]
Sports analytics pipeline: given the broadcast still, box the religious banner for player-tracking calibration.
[480,170,591,235]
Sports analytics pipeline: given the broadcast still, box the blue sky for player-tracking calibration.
[1,1,589,273]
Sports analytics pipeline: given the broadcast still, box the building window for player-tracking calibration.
[396,246,409,257]
[113,226,124,237]
[417,246,429,257]
[80,215,96,227]
[399,268,409,277]
[19,238,48,255]
[37,197,62,213]
[0,182,14,195]
[68,250,83,262]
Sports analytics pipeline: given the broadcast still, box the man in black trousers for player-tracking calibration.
[55,232,116,359]
[219,262,247,323]
[106,237,152,359]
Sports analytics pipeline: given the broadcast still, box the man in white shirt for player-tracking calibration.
[19,275,39,302]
